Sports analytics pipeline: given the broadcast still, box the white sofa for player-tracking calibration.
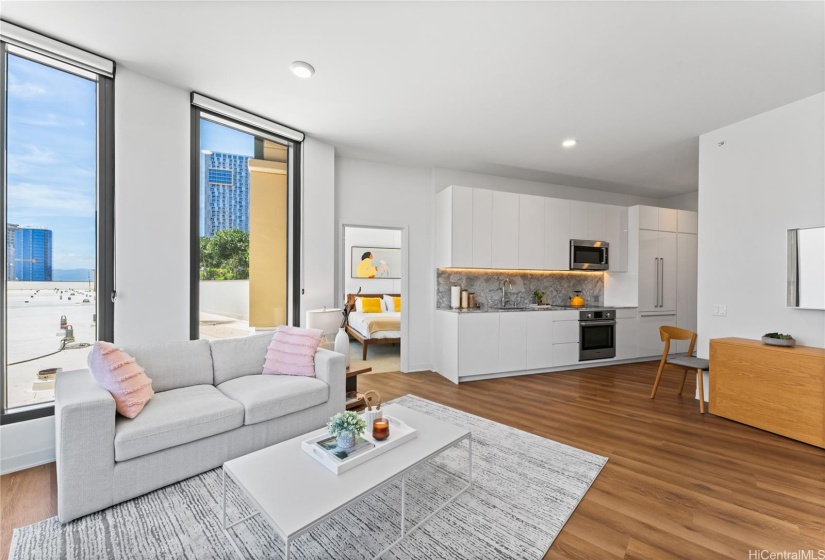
[54,333,345,523]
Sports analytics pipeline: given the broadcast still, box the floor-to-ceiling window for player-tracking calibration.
[191,96,302,340]
[1,32,114,422]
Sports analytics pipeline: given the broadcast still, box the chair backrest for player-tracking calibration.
[659,326,697,358]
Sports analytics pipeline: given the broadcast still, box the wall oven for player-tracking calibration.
[570,239,609,270]
[579,309,616,361]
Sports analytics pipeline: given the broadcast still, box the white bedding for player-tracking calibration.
[347,311,401,339]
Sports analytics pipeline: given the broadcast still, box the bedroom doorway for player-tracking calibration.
[342,225,405,374]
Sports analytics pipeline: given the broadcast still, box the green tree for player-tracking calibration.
[200,228,249,280]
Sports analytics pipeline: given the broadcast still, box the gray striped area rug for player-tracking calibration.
[11,395,607,559]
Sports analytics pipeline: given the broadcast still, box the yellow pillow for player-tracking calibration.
[361,297,383,313]
[392,297,401,312]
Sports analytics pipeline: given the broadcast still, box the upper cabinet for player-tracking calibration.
[436,185,630,271]
[639,206,677,232]
[491,191,520,268]
[677,209,698,234]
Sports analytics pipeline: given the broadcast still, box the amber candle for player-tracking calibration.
[372,418,390,440]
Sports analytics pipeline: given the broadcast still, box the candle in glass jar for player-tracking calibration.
[372,418,390,440]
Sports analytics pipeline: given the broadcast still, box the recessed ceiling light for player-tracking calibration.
[562,139,577,148]
[289,61,315,79]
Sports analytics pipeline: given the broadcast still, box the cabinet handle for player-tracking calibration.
[660,258,665,307]
[654,258,659,308]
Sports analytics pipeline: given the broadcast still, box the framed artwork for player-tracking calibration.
[351,246,401,279]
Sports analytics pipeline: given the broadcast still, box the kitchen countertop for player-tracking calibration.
[437,305,638,313]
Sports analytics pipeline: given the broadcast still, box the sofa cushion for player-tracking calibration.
[114,385,243,461]
[120,339,213,393]
[87,341,154,418]
[217,374,329,426]
[210,332,274,385]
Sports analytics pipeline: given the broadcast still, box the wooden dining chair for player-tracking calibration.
[649,326,710,413]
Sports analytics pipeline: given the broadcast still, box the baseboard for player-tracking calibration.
[404,363,433,373]
[0,448,55,475]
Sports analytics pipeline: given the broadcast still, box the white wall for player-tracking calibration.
[0,416,55,474]
[199,280,249,319]
[114,68,190,346]
[301,137,337,323]
[335,158,433,371]
[344,227,402,296]
[697,92,825,357]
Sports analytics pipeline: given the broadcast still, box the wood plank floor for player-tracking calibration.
[2,361,824,559]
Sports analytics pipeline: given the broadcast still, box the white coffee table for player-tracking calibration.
[221,403,472,559]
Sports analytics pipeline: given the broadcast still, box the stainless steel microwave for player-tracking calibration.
[570,239,609,270]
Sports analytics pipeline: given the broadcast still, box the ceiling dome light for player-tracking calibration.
[562,139,577,148]
[289,61,315,79]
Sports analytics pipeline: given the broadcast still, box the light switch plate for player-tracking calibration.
[712,304,727,316]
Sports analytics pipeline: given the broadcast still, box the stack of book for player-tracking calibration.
[315,435,374,462]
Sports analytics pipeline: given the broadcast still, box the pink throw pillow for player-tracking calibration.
[262,326,324,377]
[87,341,154,418]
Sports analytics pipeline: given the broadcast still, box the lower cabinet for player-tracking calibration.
[552,311,580,367]
[458,313,499,376]
[526,312,554,369]
[615,308,639,360]
[637,313,677,358]
[499,312,528,372]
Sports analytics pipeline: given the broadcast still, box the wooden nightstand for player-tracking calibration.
[345,363,372,409]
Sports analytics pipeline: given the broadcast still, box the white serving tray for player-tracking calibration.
[301,415,418,474]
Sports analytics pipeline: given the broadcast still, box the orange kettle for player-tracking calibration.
[570,291,585,308]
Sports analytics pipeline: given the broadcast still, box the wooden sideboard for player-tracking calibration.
[709,337,825,448]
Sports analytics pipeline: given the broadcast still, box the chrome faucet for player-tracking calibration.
[500,278,512,306]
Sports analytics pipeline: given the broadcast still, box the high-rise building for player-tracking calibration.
[7,224,53,281]
[203,152,251,237]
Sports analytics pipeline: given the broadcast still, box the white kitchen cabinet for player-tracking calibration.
[499,312,528,372]
[569,201,589,240]
[491,191,520,269]
[616,310,639,360]
[552,320,579,344]
[434,311,459,383]
[526,312,554,369]
[676,233,698,352]
[638,313,677,357]
[639,229,677,312]
[588,203,608,241]
[604,205,627,272]
[518,194,545,270]
[552,343,580,367]
[544,198,570,270]
[472,188,493,267]
[677,210,698,234]
[639,205,677,232]
[458,313,499,377]
[435,185,473,268]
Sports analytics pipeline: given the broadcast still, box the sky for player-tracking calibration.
[5,53,256,271]
[6,53,97,271]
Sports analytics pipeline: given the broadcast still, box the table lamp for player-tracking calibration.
[305,307,342,349]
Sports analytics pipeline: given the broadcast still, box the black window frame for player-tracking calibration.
[190,100,302,340]
[0,39,115,425]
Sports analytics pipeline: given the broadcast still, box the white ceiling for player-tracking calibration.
[3,1,823,198]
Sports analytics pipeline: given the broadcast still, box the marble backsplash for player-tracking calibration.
[436,269,604,309]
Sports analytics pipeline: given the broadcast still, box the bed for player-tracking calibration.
[345,293,401,360]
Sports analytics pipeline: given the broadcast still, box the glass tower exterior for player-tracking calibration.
[6,225,53,281]
[203,152,251,237]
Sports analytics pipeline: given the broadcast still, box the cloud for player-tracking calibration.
[13,113,85,128]
[8,145,59,171]
[7,182,95,218]
[7,72,47,98]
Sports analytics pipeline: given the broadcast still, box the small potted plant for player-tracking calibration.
[327,411,367,450]
[533,290,545,305]
[762,332,796,347]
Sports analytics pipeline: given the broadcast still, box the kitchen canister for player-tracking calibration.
[461,289,469,308]
[450,285,461,309]
[468,292,477,309]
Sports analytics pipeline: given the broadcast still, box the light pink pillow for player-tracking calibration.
[262,326,324,377]
[87,341,154,418]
